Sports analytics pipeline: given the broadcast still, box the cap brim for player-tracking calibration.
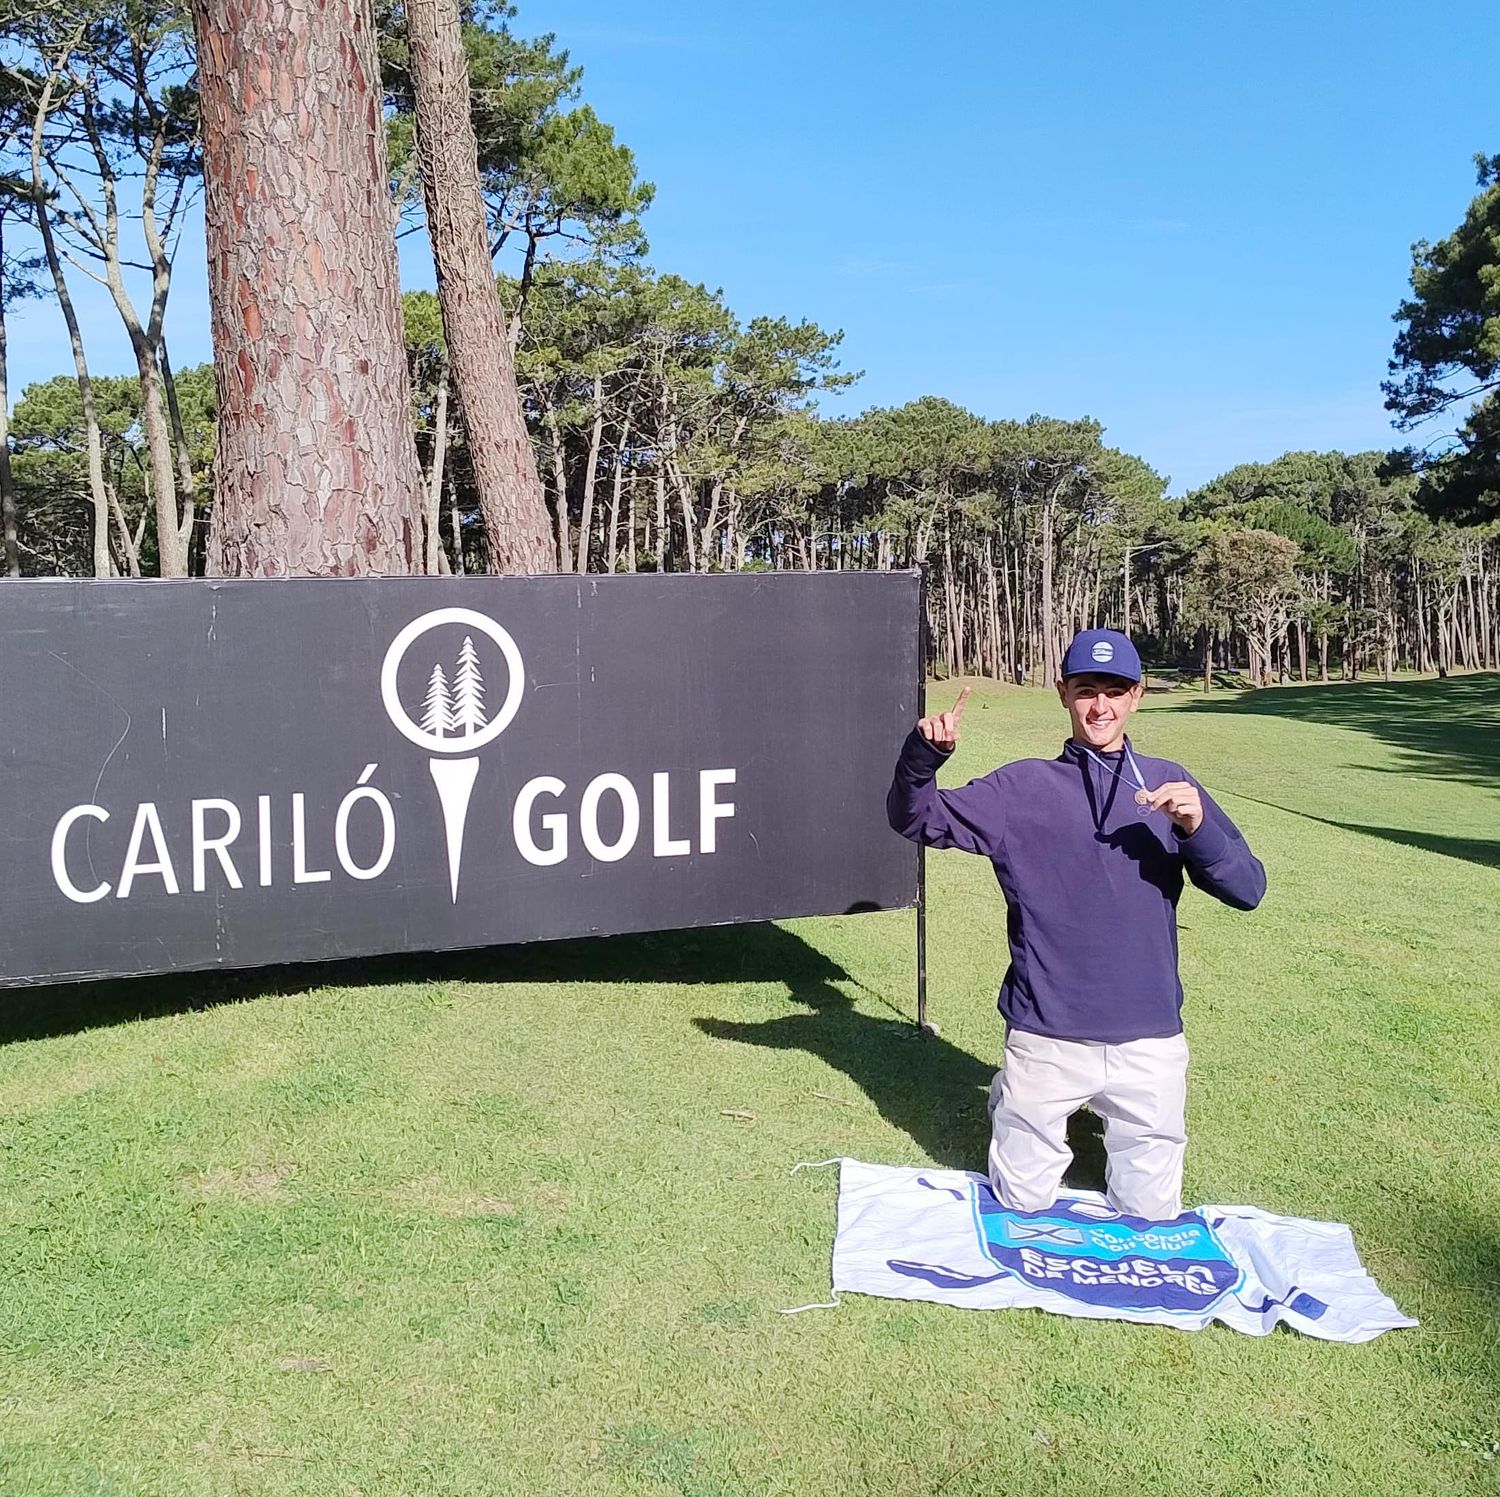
[1061,667,1141,684]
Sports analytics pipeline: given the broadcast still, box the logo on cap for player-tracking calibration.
[1091,640,1114,663]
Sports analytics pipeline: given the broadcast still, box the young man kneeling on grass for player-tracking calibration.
[887,629,1266,1220]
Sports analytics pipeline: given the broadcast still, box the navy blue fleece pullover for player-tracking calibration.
[887,732,1266,1043]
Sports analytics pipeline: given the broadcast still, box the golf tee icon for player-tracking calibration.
[380,608,526,904]
[428,756,480,903]
[419,642,484,900]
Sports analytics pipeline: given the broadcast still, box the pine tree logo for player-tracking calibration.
[451,636,487,737]
[415,640,489,741]
[380,608,524,902]
[421,663,454,737]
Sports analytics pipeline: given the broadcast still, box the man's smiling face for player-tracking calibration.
[1057,673,1144,752]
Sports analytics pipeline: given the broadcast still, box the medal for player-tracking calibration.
[1079,742,1154,817]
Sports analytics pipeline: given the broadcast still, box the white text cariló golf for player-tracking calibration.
[49,766,737,902]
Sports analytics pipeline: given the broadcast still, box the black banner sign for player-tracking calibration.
[0,573,920,986]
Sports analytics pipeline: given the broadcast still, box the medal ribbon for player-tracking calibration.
[1078,742,1150,807]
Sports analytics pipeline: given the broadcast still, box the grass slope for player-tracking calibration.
[2,676,1498,1496]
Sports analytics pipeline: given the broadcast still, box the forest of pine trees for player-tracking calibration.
[2,2,1496,688]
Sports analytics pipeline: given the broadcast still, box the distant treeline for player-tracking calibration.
[3,2,1496,687]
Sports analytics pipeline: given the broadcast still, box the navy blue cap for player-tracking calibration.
[1061,628,1142,682]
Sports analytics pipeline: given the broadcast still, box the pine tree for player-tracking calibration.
[194,0,424,573]
[420,663,454,736]
[403,0,554,573]
[452,635,488,736]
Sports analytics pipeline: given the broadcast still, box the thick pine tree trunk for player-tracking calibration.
[193,0,423,575]
[406,0,552,573]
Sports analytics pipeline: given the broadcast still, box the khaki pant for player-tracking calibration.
[987,1029,1189,1220]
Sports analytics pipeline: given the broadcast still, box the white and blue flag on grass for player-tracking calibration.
[797,1160,1415,1342]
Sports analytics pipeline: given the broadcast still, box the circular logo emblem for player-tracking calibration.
[380,607,524,755]
[1091,640,1114,664]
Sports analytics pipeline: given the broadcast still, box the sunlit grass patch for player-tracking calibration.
[1,676,1497,1495]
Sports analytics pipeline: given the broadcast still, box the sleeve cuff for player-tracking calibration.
[1175,813,1229,864]
[903,728,954,773]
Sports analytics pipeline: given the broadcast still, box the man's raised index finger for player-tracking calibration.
[952,685,972,719]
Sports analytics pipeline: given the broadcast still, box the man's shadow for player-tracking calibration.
[693,958,1108,1190]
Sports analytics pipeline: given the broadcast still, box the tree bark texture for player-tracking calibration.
[406,0,553,574]
[193,0,423,575]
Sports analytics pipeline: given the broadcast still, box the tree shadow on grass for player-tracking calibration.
[1182,673,1500,795]
[1441,1219,1500,1394]
[1228,792,1500,872]
[1337,824,1500,871]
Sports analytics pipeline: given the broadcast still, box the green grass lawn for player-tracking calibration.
[2,675,1498,1496]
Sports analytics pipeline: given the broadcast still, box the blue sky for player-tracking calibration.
[9,0,1496,492]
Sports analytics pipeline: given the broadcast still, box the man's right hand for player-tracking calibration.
[917,685,971,752]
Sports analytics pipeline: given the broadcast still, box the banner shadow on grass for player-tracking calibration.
[0,920,859,1047]
[0,917,1110,1189]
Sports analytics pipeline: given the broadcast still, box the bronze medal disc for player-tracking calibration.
[1134,788,1150,806]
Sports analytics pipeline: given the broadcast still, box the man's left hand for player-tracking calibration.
[1143,780,1203,836]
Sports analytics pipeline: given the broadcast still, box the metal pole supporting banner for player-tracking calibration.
[916,563,935,1035]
